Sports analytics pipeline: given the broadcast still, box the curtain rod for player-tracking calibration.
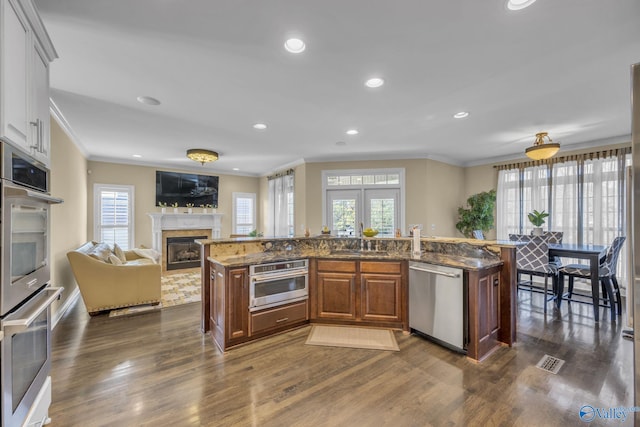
[493,147,631,171]
[267,168,295,180]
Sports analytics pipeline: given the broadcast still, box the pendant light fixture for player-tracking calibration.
[187,149,218,165]
[525,132,560,160]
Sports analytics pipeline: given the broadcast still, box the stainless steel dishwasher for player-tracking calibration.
[409,261,467,353]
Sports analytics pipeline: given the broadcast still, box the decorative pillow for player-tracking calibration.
[113,243,127,263]
[88,242,113,262]
[133,248,160,264]
[107,254,123,265]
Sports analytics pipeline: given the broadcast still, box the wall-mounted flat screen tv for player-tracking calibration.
[156,171,219,208]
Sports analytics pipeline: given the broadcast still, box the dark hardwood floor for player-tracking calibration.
[49,290,633,427]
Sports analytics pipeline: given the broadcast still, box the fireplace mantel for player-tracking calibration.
[148,212,222,252]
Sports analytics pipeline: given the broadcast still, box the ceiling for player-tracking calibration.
[34,0,640,176]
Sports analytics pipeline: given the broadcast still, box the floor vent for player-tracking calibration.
[536,354,564,374]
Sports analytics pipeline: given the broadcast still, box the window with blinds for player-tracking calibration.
[232,192,256,235]
[94,184,134,250]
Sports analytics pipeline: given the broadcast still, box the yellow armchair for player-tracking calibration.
[67,242,161,315]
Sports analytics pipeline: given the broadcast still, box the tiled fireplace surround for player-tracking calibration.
[148,213,222,272]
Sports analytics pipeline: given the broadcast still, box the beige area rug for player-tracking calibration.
[305,325,400,351]
[109,271,201,318]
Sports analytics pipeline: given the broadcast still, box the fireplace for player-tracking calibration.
[166,236,206,271]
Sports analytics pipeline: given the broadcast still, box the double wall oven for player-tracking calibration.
[0,143,63,427]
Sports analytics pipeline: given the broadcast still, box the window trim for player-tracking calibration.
[321,168,406,233]
[93,183,135,249]
[232,192,256,234]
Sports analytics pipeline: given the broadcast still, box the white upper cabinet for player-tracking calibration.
[0,0,56,166]
[1,0,30,148]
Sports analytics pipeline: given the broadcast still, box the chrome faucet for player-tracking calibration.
[359,222,365,251]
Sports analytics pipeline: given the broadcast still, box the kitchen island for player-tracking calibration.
[198,236,516,362]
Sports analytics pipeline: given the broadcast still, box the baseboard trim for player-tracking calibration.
[52,287,80,330]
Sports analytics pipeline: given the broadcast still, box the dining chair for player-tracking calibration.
[510,234,558,313]
[557,236,625,320]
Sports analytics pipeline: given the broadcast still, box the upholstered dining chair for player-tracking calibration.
[509,234,558,313]
[557,236,625,321]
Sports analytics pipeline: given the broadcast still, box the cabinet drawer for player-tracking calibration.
[250,301,308,335]
[317,260,356,273]
[360,261,402,274]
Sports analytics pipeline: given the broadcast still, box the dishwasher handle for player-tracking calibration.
[409,265,461,278]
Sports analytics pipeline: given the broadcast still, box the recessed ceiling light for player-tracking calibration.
[132,154,142,158]
[136,96,161,106]
[506,0,537,11]
[232,168,240,171]
[454,111,469,119]
[253,123,267,130]
[346,129,359,135]
[284,38,306,53]
[365,77,384,88]
[336,141,347,146]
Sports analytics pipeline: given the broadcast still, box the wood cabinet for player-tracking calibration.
[360,261,402,323]
[467,266,502,362]
[311,259,407,330]
[316,260,357,320]
[250,301,308,335]
[227,268,249,341]
[0,0,56,165]
[209,263,249,351]
[209,261,309,352]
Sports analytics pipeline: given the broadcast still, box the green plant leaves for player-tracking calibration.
[527,209,549,227]
[455,190,496,238]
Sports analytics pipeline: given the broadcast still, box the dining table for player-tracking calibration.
[549,243,609,321]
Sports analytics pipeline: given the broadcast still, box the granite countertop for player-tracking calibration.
[208,250,503,271]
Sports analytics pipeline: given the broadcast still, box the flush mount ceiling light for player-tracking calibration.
[187,149,218,165]
[136,96,161,106]
[284,38,306,53]
[525,132,560,160]
[506,0,537,11]
[132,154,142,158]
[346,129,359,135]
[365,77,384,88]
[253,123,267,130]
[453,111,469,119]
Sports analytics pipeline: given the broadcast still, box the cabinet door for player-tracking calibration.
[227,267,249,341]
[360,273,402,322]
[1,0,30,149]
[468,268,501,360]
[31,41,49,165]
[317,272,357,320]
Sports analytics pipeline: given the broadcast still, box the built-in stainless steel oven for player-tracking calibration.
[249,260,308,312]
[0,143,62,317]
[1,286,62,427]
[0,142,63,427]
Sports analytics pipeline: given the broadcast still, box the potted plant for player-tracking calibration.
[528,209,549,235]
[455,190,496,239]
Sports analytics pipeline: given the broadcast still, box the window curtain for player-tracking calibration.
[267,172,294,237]
[496,169,520,240]
[521,165,550,235]
[550,160,579,245]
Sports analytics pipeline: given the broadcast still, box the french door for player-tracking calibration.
[326,189,399,237]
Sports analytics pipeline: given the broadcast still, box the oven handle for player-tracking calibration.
[251,270,308,282]
[2,287,63,335]
[3,182,64,204]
